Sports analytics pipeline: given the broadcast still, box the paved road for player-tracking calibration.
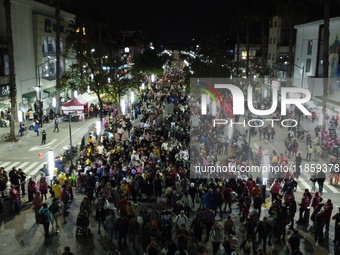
[248,115,340,254]
[0,118,95,178]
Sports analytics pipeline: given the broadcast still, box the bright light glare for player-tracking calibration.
[141,83,145,90]
[262,154,270,185]
[96,120,101,136]
[131,91,134,103]
[48,150,54,176]
[151,74,155,83]
[52,97,56,107]
[18,110,23,122]
[121,99,126,115]
[74,90,78,98]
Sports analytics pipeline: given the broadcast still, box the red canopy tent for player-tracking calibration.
[61,98,88,115]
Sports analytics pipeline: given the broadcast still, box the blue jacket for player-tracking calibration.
[34,124,39,132]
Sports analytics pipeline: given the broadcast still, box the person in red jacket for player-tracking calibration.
[270,179,281,203]
[324,199,334,234]
[10,184,21,215]
[311,192,323,212]
[296,192,310,225]
[223,184,233,213]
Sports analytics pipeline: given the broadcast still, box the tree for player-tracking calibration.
[4,0,17,142]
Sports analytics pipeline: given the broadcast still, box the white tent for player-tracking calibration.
[78,93,98,105]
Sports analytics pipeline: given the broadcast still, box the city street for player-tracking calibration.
[247,114,340,254]
[0,118,94,179]
[0,114,339,255]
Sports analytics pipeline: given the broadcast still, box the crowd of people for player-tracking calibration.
[2,57,340,255]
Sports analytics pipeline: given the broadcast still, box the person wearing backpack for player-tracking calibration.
[39,202,52,238]
[49,197,60,232]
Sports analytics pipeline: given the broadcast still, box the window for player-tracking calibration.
[307,40,313,55]
[269,38,272,44]
[306,59,311,72]
[272,54,275,61]
[274,20,277,27]
[273,37,276,44]
[268,53,271,60]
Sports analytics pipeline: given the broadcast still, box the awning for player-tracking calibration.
[43,87,56,94]
[0,103,10,110]
[22,91,37,99]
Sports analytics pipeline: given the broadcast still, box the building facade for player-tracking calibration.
[0,0,75,115]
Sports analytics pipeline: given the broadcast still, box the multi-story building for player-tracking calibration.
[0,0,75,115]
[267,16,290,80]
[234,43,261,77]
[294,16,340,108]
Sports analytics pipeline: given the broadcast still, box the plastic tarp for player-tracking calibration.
[61,98,88,114]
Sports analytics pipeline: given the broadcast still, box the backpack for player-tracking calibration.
[205,210,215,224]
[37,210,47,224]
[212,228,223,241]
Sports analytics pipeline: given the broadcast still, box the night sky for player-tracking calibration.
[68,0,237,44]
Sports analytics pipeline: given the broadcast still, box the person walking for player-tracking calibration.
[48,197,60,232]
[34,122,39,136]
[10,184,21,215]
[41,129,47,145]
[270,179,281,203]
[317,171,326,195]
[18,168,26,198]
[95,204,107,234]
[39,202,52,238]
[53,117,59,132]
[117,125,124,140]
[310,173,317,192]
[294,153,302,179]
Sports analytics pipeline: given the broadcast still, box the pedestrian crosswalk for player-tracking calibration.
[0,161,45,177]
[252,143,340,194]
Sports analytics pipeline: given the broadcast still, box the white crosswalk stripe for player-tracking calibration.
[251,144,340,194]
[0,161,44,177]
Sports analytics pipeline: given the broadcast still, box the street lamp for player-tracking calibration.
[18,110,23,136]
[68,112,73,166]
[121,99,126,115]
[96,120,101,137]
[52,97,56,118]
[48,149,54,186]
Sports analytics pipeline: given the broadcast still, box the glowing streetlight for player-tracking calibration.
[121,99,126,115]
[18,110,23,136]
[48,149,54,185]
[52,97,56,118]
[131,91,134,104]
[96,120,101,136]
